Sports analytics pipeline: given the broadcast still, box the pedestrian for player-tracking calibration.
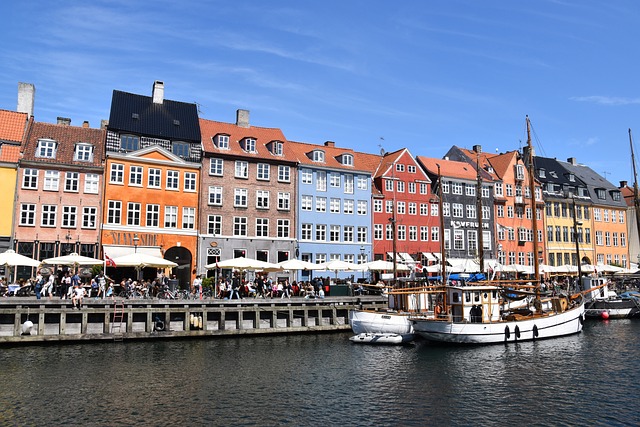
[72,284,85,309]
[193,275,203,299]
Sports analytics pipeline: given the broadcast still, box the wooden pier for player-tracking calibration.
[0,296,387,344]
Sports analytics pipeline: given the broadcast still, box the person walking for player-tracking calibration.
[193,275,203,300]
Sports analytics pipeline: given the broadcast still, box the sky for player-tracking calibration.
[1,0,640,187]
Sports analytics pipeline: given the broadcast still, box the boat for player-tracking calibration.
[410,116,585,344]
[349,332,411,345]
[582,276,640,319]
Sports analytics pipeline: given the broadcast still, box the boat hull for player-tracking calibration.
[585,299,640,319]
[349,309,414,336]
[411,304,585,344]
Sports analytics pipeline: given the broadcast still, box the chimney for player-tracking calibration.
[472,144,482,153]
[567,157,577,165]
[236,109,250,128]
[57,117,71,126]
[17,82,35,117]
[100,119,109,129]
[324,141,335,147]
[82,121,90,128]
[620,180,628,188]
[152,80,164,104]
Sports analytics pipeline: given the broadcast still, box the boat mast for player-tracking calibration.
[476,151,485,274]
[437,164,446,283]
[525,116,541,284]
[629,129,640,253]
[571,195,582,278]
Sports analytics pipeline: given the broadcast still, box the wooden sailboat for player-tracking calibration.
[410,117,586,344]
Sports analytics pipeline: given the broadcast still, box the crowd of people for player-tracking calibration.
[211,273,332,300]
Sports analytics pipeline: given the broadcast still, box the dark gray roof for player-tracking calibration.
[559,159,626,208]
[108,90,201,143]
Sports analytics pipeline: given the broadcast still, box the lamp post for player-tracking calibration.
[133,233,140,253]
[65,231,72,255]
[360,245,366,280]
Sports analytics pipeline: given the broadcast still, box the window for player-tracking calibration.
[277,219,290,238]
[409,226,418,241]
[235,161,249,178]
[182,207,195,229]
[396,164,405,172]
[357,226,367,243]
[36,139,57,158]
[210,158,224,176]
[148,168,161,188]
[452,182,463,195]
[208,215,222,235]
[316,197,326,212]
[22,169,38,189]
[164,206,178,228]
[41,205,57,227]
[43,170,60,191]
[233,217,248,236]
[129,166,143,186]
[301,169,312,184]
[184,172,197,191]
[374,200,383,212]
[146,204,160,227]
[65,172,79,192]
[312,150,325,162]
[166,170,179,189]
[120,135,139,151]
[107,201,121,225]
[466,205,476,219]
[110,164,124,183]
[397,201,406,215]
[257,163,270,181]
[494,183,503,196]
[358,200,368,215]
[74,143,93,161]
[420,183,428,194]
[420,226,429,241]
[341,154,353,166]
[344,199,354,214]
[465,184,476,197]
[272,141,283,156]
[19,204,36,226]
[330,173,341,187]
[385,180,394,191]
[357,175,367,190]
[408,182,416,193]
[374,224,383,240]
[452,203,463,218]
[256,190,270,209]
[453,229,464,250]
[61,206,77,228]
[443,203,450,216]
[172,142,190,158]
[330,198,340,213]
[255,218,269,237]
[127,202,141,226]
[409,202,417,215]
[397,225,406,241]
[315,224,326,241]
[301,223,312,240]
[208,186,223,206]
[386,224,393,240]
[431,204,439,216]
[330,225,340,242]
[442,181,450,193]
[301,195,312,211]
[396,181,405,193]
[431,227,439,242]
[216,135,229,149]
[343,226,354,242]
[278,165,290,182]
[243,138,256,153]
[234,188,248,207]
[278,193,291,211]
[82,207,97,229]
[316,171,327,191]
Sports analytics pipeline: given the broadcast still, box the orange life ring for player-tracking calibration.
[435,305,443,315]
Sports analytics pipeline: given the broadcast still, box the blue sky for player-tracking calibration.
[2,0,639,186]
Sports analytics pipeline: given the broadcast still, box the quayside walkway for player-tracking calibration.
[0,296,386,344]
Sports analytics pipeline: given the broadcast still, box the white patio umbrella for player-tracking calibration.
[361,260,411,271]
[595,263,625,273]
[206,256,281,272]
[277,259,323,271]
[317,259,363,272]
[43,252,103,267]
[0,250,41,283]
[111,253,178,269]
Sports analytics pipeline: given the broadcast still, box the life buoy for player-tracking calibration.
[155,320,165,331]
[560,298,568,312]
[435,305,443,316]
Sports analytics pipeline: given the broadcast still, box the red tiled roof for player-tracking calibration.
[0,109,28,143]
[22,121,106,167]
[417,156,478,181]
[0,144,21,162]
[287,140,382,172]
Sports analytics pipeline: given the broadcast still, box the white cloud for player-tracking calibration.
[570,96,640,106]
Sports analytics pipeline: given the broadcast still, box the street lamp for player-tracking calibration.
[133,233,140,253]
[65,231,72,255]
[359,245,366,280]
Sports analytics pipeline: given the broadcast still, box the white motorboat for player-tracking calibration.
[583,276,640,319]
[349,332,412,345]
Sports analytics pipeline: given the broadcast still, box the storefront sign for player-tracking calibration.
[105,232,158,246]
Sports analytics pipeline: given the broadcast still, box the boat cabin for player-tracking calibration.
[581,276,616,301]
[444,285,501,323]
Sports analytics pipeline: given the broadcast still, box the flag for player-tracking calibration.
[105,254,117,267]
[415,262,424,273]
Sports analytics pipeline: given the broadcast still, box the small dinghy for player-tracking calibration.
[349,332,412,345]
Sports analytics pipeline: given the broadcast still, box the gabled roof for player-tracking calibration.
[560,159,626,208]
[0,109,28,144]
[108,90,201,142]
[445,146,499,181]
[373,148,431,182]
[287,140,382,173]
[200,118,296,163]
[22,121,106,167]
[534,156,586,186]
[416,156,478,181]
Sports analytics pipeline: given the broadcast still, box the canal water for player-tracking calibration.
[1,320,638,426]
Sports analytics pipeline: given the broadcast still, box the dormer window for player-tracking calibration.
[270,141,283,156]
[243,138,257,153]
[568,173,575,182]
[611,191,621,201]
[312,150,325,163]
[539,168,546,178]
[74,143,94,162]
[341,154,354,166]
[120,135,139,151]
[596,188,606,200]
[36,139,57,158]
[215,134,229,149]
[172,141,190,158]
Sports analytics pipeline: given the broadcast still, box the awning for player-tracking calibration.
[102,245,163,259]
[422,252,438,262]
[387,252,416,264]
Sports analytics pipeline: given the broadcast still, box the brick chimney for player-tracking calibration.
[567,157,577,165]
[472,144,482,153]
[620,180,628,188]
[17,82,35,117]
[82,121,90,128]
[57,117,71,125]
[236,109,250,128]
[152,80,164,104]
[324,141,335,147]
[100,119,109,129]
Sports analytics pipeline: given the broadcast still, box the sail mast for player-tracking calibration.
[476,151,485,274]
[629,129,640,254]
[437,164,446,282]
[526,116,541,283]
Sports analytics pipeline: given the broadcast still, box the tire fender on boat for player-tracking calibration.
[504,325,510,342]
[514,325,521,340]
[533,324,539,340]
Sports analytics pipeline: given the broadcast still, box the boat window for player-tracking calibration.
[465,292,471,302]
[483,292,488,300]
[452,292,460,303]
[492,290,498,299]
[474,292,480,302]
